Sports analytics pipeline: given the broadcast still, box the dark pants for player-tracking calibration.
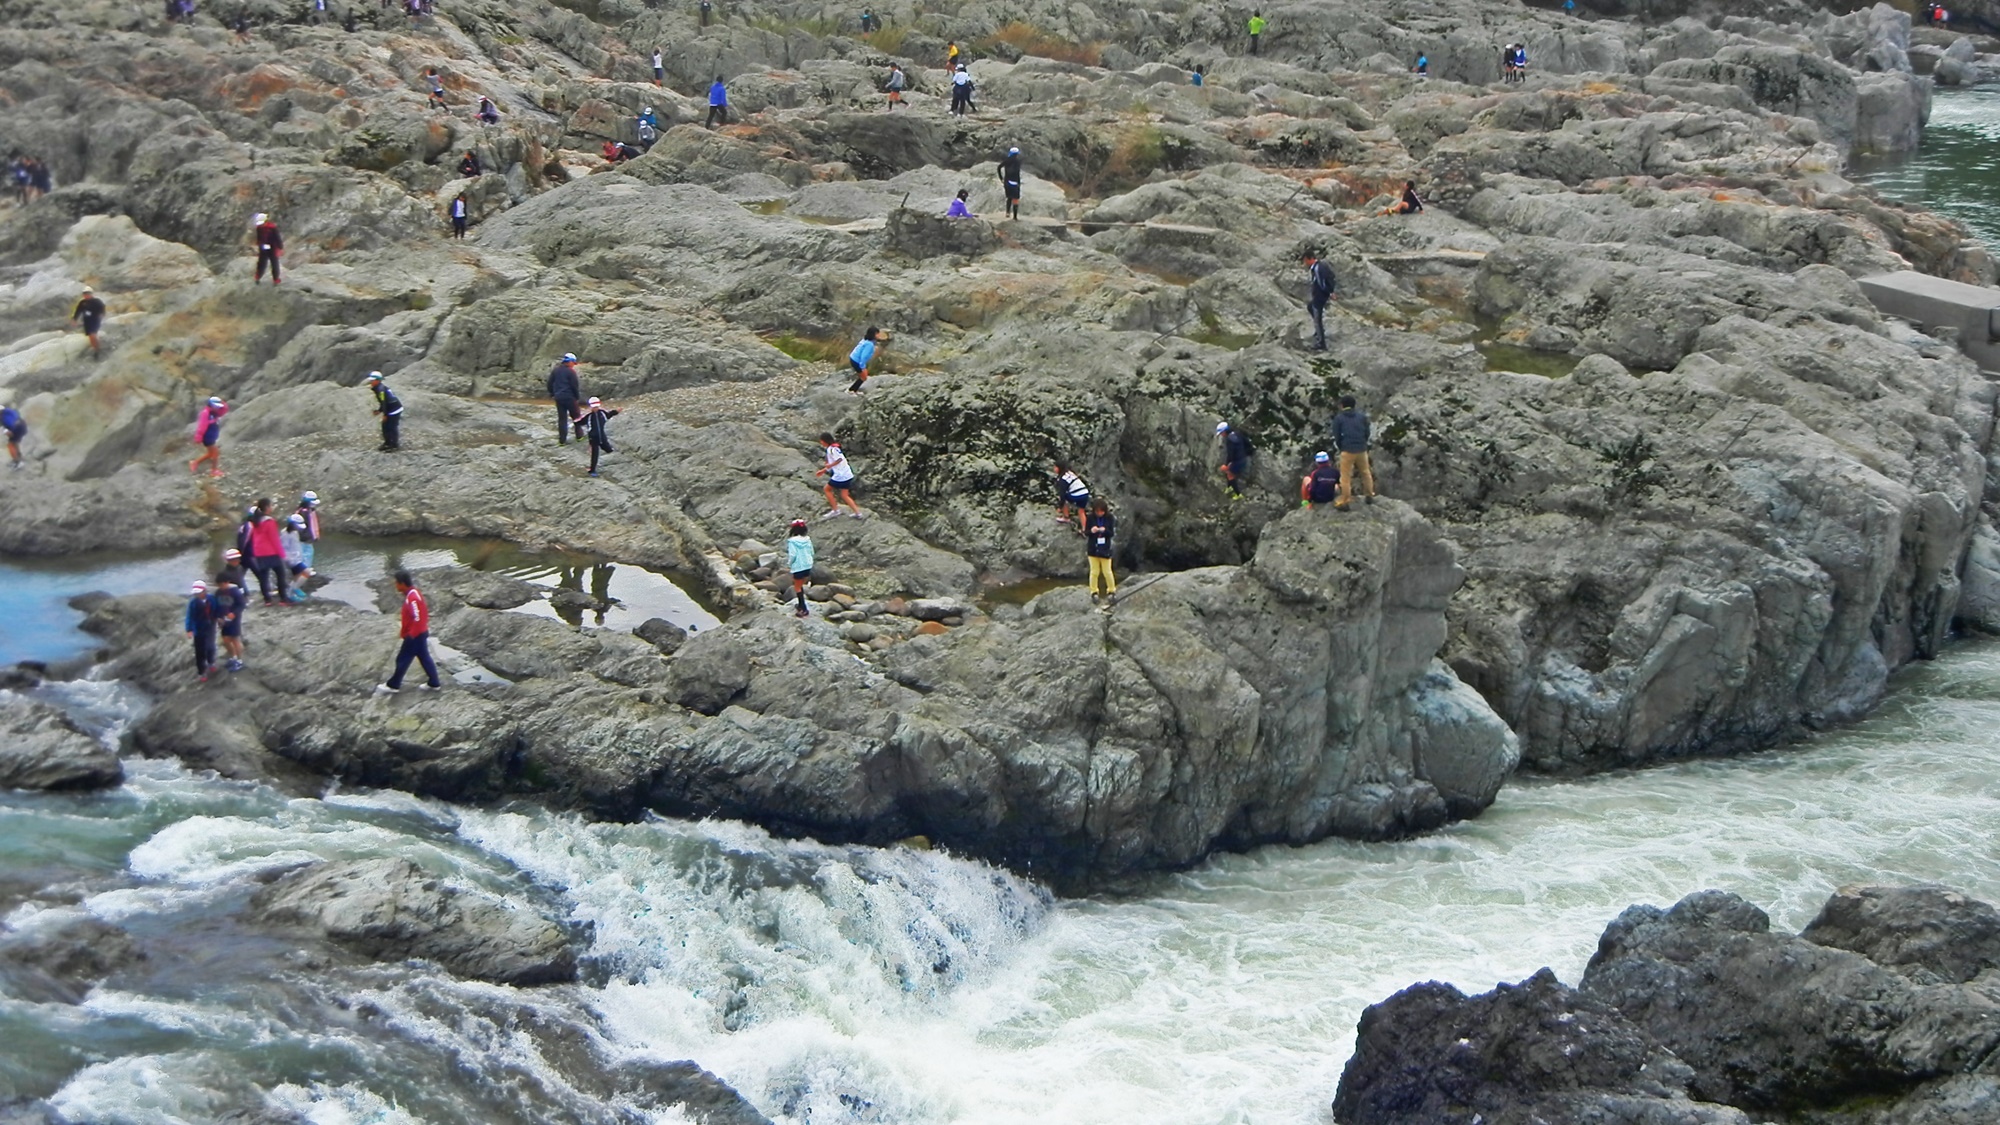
[388,633,440,688]
[253,555,289,602]
[1005,186,1019,217]
[554,398,577,442]
[706,104,727,127]
[1249,33,1260,55]
[255,248,281,282]
[589,441,606,473]
[1308,299,1328,349]
[381,414,400,449]
[950,88,967,115]
[1226,459,1249,494]
[193,629,216,675]
[452,216,466,238]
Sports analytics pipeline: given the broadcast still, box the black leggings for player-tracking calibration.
[255,248,280,282]
[192,629,216,674]
[589,441,605,473]
[253,555,289,602]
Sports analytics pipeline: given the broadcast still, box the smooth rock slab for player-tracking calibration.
[0,698,122,791]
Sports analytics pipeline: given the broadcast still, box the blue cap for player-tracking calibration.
[1215,422,1230,434]
[562,353,577,362]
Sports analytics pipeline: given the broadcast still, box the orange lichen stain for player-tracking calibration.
[216,64,318,111]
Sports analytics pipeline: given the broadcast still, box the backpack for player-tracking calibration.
[236,518,257,556]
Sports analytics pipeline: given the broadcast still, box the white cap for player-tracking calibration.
[252,213,267,224]
[644,106,653,113]
[587,396,601,406]
[1215,422,1230,434]
[1314,451,1330,463]
[301,490,318,503]
[208,396,224,407]
[562,352,577,362]
[1009,147,1019,154]
[288,514,306,526]
[364,371,382,384]
[223,548,242,560]
[191,581,208,593]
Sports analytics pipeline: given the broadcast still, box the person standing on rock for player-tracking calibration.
[706,76,729,128]
[186,581,219,681]
[2,402,25,470]
[71,286,106,357]
[999,147,1022,220]
[449,192,468,238]
[377,569,441,693]
[365,371,402,451]
[1053,460,1091,531]
[886,64,906,111]
[248,498,291,606]
[1085,499,1116,607]
[1300,450,1340,509]
[577,396,620,477]
[251,213,282,284]
[212,570,246,671]
[282,514,310,599]
[946,41,961,69]
[846,326,882,393]
[547,352,582,442]
[294,491,321,581]
[1330,395,1377,509]
[786,518,815,618]
[189,396,228,478]
[652,48,665,85]
[1216,421,1252,499]
[1304,250,1338,352]
[1247,10,1267,55]
[1413,53,1428,75]
[698,1,711,28]
[817,432,865,518]
[950,64,973,116]
[860,8,875,35]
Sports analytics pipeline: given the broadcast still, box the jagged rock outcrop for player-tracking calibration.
[1336,885,2000,1125]
[0,696,123,791]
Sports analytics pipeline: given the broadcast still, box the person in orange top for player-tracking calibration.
[376,569,441,692]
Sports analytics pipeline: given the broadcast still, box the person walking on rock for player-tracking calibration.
[189,396,228,478]
[1300,450,1340,509]
[946,41,960,69]
[2,402,26,470]
[1085,499,1116,607]
[365,371,402,450]
[950,64,972,116]
[71,286,106,356]
[294,491,321,581]
[786,518,815,618]
[846,326,882,393]
[1305,249,1337,352]
[251,212,282,284]
[425,68,448,106]
[212,570,246,671]
[377,569,441,693]
[706,76,729,128]
[999,147,1022,220]
[281,514,310,599]
[817,432,864,518]
[547,352,581,442]
[652,48,665,85]
[449,192,468,238]
[1216,421,1252,499]
[248,498,291,606]
[885,63,906,111]
[1053,460,1091,531]
[577,396,620,477]
[1330,395,1377,509]
[186,581,219,681]
[1247,10,1267,55]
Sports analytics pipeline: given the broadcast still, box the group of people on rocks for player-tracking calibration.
[182,490,323,680]
[7,154,51,203]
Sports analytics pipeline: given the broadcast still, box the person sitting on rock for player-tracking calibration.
[477,96,500,124]
[377,569,441,693]
[576,396,620,477]
[999,147,1022,219]
[817,432,865,518]
[946,189,973,218]
[2,402,26,470]
[1053,461,1091,531]
[707,76,729,128]
[1216,421,1252,499]
[1300,450,1340,509]
[846,327,882,393]
[365,371,402,450]
[71,286,105,356]
[1377,180,1424,216]
[189,396,228,478]
[251,212,282,284]
[786,519,815,618]
[1085,499,1116,607]
[425,68,448,108]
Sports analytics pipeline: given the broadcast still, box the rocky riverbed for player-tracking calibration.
[3,0,1998,888]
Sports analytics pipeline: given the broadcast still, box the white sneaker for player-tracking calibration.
[820,509,843,520]
[375,683,400,694]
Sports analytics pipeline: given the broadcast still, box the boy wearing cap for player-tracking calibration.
[1300,451,1340,509]
[213,563,247,671]
[71,286,106,356]
[251,213,282,284]
[786,518,815,618]
[364,372,402,450]
[185,581,219,681]
[1216,421,1252,499]
[576,396,621,477]
[547,353,582,443]
[188,396,228,478]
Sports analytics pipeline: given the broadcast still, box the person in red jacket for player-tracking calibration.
[377,569,441,692]
[246,497,291,605]
[251,212,283,284]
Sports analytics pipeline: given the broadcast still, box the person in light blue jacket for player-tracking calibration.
[847,326,882,393]
[786,519,815,618]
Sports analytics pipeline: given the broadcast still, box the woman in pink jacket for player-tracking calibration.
[246,497,290,605]
[188,396,228,478]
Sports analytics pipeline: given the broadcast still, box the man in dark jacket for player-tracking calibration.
[1304,250,1337,351]
[547,353,582,443]
[1329,395,1377,509]
[71,286,106,356]
[365,371,403,450]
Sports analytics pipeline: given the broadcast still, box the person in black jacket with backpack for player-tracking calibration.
[547,353,582,443]
[1216,421,1252,499]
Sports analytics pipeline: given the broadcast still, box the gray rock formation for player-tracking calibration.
[0,696,123,791]
[1337,885,2000,1125]
[246,856,578,985]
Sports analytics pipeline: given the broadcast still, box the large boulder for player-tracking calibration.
[0,697,122,791]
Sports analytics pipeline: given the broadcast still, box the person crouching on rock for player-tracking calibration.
[188,395,228,478]
[251,212,282,284]
[787,518,815,618]
[577,396,620,477]
[846,326,883,393]
[1085,499,1116,608]
[71,286,105,356]
[1300,450,1340,509]
[458,150,481,177]
[186,581,219,682]
[1053,460,1091,532]
[477,96,500,125]
[377,569,441,693]
[364,371,402,450]
[212,569,247,671]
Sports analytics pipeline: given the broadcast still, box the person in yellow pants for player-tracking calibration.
[1085,499,1117,607]
[1330,395,1378,509]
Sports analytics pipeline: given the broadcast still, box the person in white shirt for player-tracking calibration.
[816,432,865,518]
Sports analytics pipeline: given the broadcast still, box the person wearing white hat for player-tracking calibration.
[1216,421,1251,499]
[293,492,321,579]
[185,581,219,681]
[1300,450,1340,509]
[188,396,229,478]
[71,285,106,356]
[575,395,621,477]
[364,372,402,450]
[950,63,973,116]
[999,146,1022,219]
[251,213,283,284]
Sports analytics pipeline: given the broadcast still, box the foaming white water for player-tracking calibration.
[266,1082,426,1125]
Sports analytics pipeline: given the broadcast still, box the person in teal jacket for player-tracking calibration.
[786,519,815,618]
[846,326,883,392]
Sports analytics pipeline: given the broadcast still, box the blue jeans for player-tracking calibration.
[388,633,440,688]
[1308,300,1328,349]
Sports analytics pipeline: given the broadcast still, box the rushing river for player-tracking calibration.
[1857,84,2000,247]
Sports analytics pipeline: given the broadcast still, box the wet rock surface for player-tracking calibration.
[0,698,123,792]
[1336,885,2000,1125]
